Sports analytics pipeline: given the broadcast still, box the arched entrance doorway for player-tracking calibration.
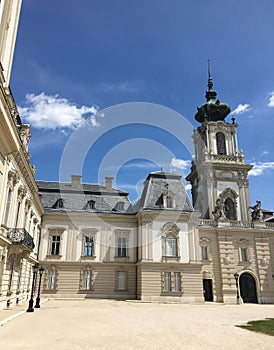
[239,272,258,303]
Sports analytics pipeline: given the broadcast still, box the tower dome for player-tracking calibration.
[195,61,231,123]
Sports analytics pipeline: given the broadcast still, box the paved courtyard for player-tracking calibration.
[0,299,274,349]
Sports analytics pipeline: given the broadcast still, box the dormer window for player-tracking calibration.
[162,191,175,209]
[113,201,125,211]
[216,132,226,155]
[86,200,95,210]
[52,198,64,209]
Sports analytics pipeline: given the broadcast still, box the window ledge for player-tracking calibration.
[114,289,128,292]
[81,255,96,260]
[162,256,180,263]
[43,289,58,293]
[78,289,94,293]
[114,256,129,261]
[238,260,252,265]
[161,291,183,296]
[46,255,62,259]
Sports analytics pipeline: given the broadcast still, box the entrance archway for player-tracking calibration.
[239,272,258,303]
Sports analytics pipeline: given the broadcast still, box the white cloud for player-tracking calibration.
[249,162,274,176]
[185,184,192,191]
[267,91,274,107]
[231,104,250,115]
[19,93,97,130]
[170,158,191,170]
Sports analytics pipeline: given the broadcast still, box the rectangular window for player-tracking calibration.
[84,236,94,256]
[15,202,21,228]
[241,248,248,262]
[201,246,208,260]
[82,270,92,290]
[174,272,181,292]
[162,271,182,293]
[117,271,126,290]
[165,235,177,257]
[47,270,56,289]
[164,272,171,292]
[4,189,12,226]
[51,235,61,255]
[117,237,127,257]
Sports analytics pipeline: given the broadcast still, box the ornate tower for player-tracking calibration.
[186,63,252,221]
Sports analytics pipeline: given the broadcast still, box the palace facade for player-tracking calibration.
[37,75,274,304]
[1,0,274,310]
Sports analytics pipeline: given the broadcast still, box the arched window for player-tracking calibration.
[224,197,236,220]
[165,233,177,257]
[216,132,226,155]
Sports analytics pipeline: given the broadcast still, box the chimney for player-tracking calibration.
[71,175,81,186]
[105,177,113,190]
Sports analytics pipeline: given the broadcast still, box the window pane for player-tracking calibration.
[166,196,173,208]
[174,272,181,292]
[83,270,91,290]
[241,248,248,262]
[117,271,126,290]
[216,132,226,155]
[51,235,60,255]
[201,246,208,260]
[164,272,171,291]
[4,189,12,226]
[84,236,94,256]
[48,270,56,289]
[118,237,127,257]
[165,234,177,256]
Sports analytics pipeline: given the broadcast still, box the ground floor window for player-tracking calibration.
[80,268,93,291]
[162,271,182,293]
[47,266,57,290]
[117,271,126,291]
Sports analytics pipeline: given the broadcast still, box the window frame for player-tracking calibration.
[115,230,130,260]
[79,266,94,292]
[237,239,251,264]
[47,228,64,257]
[199,237,212,262]
[115,269,128,292]
[161,271,182,295]
[161,223,180,262]
[45,265,58,291]
[81,229,97,259]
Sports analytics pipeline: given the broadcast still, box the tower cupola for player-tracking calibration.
[195,61,231,123]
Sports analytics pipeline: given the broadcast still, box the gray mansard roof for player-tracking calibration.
[134,171,193,212]
[37,180,133,214]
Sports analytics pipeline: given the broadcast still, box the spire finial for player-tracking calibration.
[207,59,213,91]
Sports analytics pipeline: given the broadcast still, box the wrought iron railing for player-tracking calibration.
[8,228,35,250]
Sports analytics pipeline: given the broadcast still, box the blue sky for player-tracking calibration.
[10,0,274,209]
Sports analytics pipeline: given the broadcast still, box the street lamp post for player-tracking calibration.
[234,272,240,304]
[35,266,44,308]
[27,263,39,312]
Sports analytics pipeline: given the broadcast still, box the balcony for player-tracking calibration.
[8,228,35,251]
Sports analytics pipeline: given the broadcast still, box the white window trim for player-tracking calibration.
[81,229,97,258]
[47,228,64,257]
[79,266,94,292]
[237,239,251,263]
[115,230,130,260]
[45,265,58,291]
[161,223,180,262]
[115,268,128,292]
[199,237,212,262]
